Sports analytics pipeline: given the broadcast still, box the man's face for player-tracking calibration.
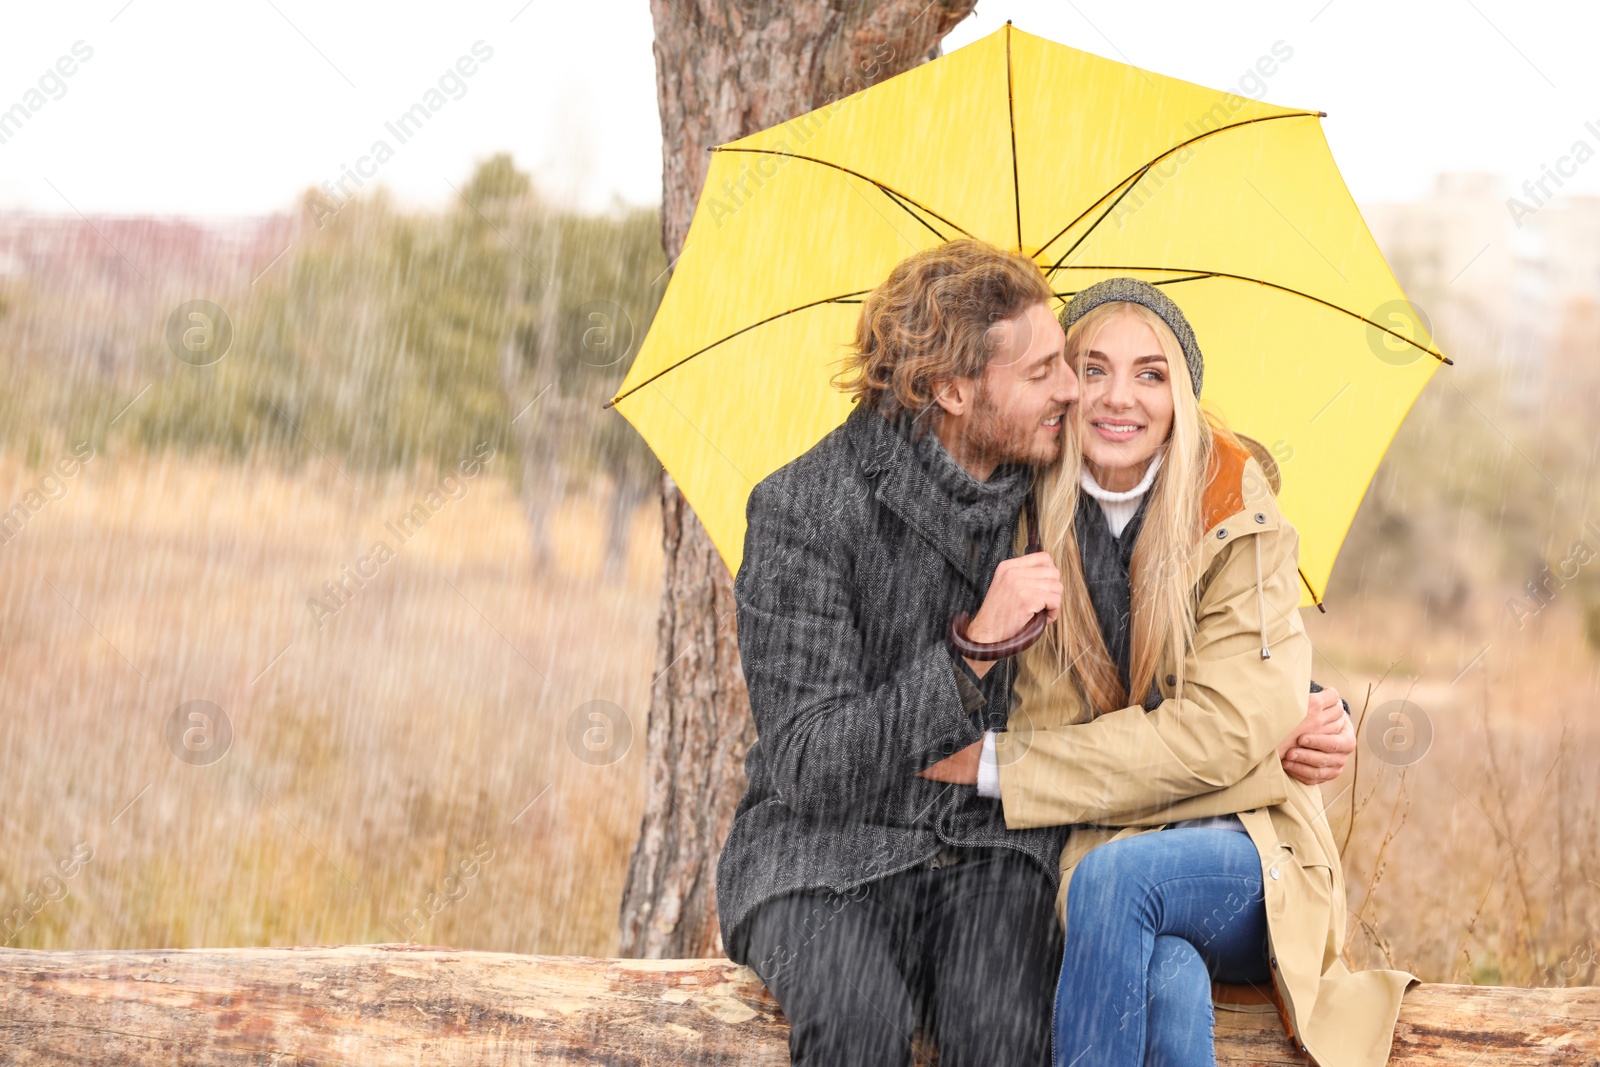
[961,301,1077,469]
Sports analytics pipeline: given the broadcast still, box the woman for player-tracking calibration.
[987,278,1415,1067]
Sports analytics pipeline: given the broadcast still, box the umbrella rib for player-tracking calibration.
[1031,111,1323,264]
[1047,265,1451,364]
[1006,21,1022,252]
[713,147,973,239]
[1051,273,1212,300]
[604,289,874,409]
[878,186,951,241]
[1298,567,1325,612]
[1046,167,1153,273]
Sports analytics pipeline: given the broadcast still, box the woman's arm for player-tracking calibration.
[994,516,1312,830]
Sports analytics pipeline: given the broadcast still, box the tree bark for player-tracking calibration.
[2,946,1596,1066]
[619,0,981,959]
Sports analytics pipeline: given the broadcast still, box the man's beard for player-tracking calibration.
[957,381,1062,470]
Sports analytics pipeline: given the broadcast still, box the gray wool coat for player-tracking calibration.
[716,402,1070,963]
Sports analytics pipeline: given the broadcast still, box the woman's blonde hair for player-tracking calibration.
[1036,300,1247,715]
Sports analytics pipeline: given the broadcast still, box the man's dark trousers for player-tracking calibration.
[746,847,1060,1067]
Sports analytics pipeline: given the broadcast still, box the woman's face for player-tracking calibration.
[1075,311,1175,493]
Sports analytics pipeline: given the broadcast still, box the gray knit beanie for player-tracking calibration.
[1059,277,1204,397]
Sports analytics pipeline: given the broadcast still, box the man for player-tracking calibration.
[717,239,1352,1066]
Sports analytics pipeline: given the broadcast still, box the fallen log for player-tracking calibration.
[0,944,1595,1065]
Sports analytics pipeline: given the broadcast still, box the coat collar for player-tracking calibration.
[1198,433,1287,658]
[1198,434,1280,557]
[846,404,1017,587]
[1201,433,1256,531]
[847,401,905,477]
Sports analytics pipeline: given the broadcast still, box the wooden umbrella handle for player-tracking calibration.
[948,608,1049,661]
[947,492,1049,662]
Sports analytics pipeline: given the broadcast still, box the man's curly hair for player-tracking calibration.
[832,239,1055,426]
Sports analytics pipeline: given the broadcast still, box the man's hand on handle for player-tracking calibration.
[961,552,1063,680]
[920,552,1064,784]
[1279,685,1354,786]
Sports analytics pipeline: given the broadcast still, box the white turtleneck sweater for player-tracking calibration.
[1079,449,1164,537]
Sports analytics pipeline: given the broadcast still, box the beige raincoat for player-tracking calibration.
[995,434,1416,1067]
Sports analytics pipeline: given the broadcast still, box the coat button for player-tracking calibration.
[1270,956,1277,968]
[1216,528,1227,539]
[1269,867,1280,880]
[1165,674,1177,686]
[1254,513,1266,523]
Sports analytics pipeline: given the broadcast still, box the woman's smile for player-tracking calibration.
[1089,418,1143,442]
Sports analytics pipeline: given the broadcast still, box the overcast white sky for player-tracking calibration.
[0,0,1594,217]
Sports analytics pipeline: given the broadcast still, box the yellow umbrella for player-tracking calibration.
[607,23,1447,608]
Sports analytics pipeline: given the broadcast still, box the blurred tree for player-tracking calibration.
[127,188,512,474]
[1549,298,1600,651]
[551,210,665,579]
[93,154,661,579]
[451,154,561,563]
[618,0,982,960]
[460,153,532,204]
[462,152,665,572]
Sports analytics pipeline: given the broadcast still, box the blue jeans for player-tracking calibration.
[1052,828,1272,1067]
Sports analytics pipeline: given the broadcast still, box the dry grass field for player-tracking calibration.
[0,444,1596,985]
[0,447,658,957]
[1306,594,1600,986]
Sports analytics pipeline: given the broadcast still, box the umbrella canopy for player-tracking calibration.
[608,23,1447,607]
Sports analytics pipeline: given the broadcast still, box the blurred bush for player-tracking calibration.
[0,154,666,575]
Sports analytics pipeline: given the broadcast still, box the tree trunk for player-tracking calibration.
[3,945,1596,1066]
[601,473,648,583]
[619,0,981,958]
[501,259,568,570]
